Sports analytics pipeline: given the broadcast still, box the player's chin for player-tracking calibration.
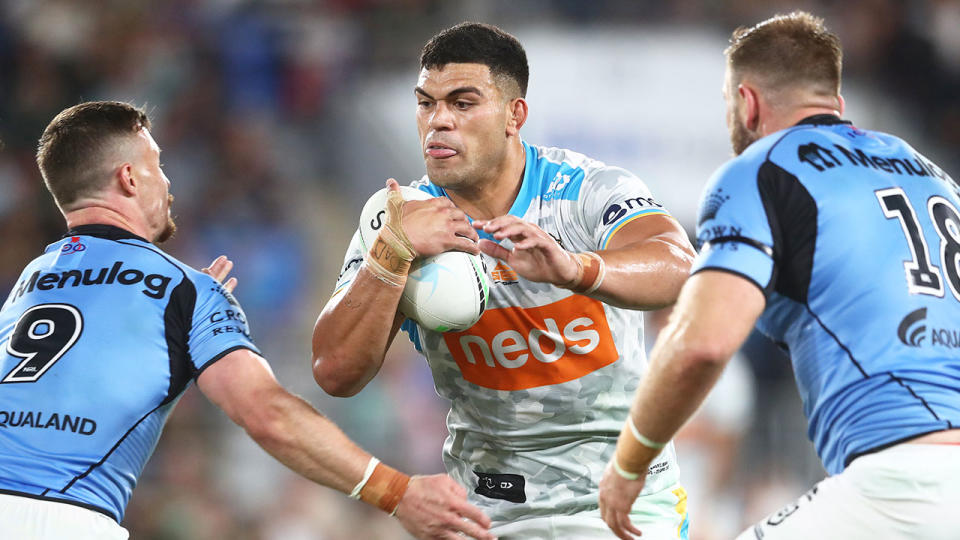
[155,219,177,244]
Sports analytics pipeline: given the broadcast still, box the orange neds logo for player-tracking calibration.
[443,295,618,390]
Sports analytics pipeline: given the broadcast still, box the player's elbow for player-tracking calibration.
[312,353,365,397]
[676,342,733,374]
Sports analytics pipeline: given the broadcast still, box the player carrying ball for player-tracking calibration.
[314,22,696,538]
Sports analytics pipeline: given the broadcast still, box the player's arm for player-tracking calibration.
[311,179,479,397]
[598,270,764,539]
[198,348,494,540]
[474,213,694,310]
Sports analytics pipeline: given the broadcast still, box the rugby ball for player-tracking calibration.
[358,186,489,332]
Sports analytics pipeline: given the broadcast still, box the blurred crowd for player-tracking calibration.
[0,1,957,538]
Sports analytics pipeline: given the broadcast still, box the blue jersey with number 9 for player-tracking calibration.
[693,115,960,475]
[0,225,259,522]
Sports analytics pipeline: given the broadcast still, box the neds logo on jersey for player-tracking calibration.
[443,295,618,390]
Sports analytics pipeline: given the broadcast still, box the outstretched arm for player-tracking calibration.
[598,270,765,539]
[198,349,493,540]
[474,214,695,309]
[312,179,479,397]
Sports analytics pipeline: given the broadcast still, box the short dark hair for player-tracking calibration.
[36,101,150,209]
[725,11,842,97]
[420,22,529,98]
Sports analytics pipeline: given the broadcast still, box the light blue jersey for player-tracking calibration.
[694,115,960,474]
[0,225,258,522]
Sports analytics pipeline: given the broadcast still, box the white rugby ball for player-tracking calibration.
[358,186,489,332]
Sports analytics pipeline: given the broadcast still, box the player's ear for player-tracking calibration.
[837,94,845,116]
[117,163,137,197]
[738,83,760,131]
[506,98,528,136]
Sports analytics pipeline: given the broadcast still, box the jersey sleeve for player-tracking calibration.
[188,275,261,374]
[692,158,776,294]
[574,166,673,251]
[333,230,365,297]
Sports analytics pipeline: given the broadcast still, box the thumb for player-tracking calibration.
[386,178,400,191]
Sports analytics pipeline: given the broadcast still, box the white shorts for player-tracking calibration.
[492,483,689,539]
[736,443,960,540]
[0,493,129,540]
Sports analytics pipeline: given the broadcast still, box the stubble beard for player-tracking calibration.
[730,117,758,156]
[155,194,177,243]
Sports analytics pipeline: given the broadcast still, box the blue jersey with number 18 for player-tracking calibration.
[693,115,960,475]
[0,225,258,522]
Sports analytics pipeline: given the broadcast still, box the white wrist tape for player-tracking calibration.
[628,418,667,450]
[349,457,380,500]
[612,457,640,481]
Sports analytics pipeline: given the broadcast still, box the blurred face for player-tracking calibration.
[131,128,176,242]
[415,63,512,189]
[724,66,757,156]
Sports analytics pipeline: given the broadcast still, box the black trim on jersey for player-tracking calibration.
[691,265,767,299]
[795,114,852,127]
[803,304,869,378]
[701,236,775,258]
[0,488,118,521]
[885,371,945,422]
[58,401,170,496]
[757,162,819,303]
[64,224,150,243]
[844,425,953,468]
[162,278,197,405]
[193,345,260,380]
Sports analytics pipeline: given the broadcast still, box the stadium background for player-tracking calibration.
[0,1,957,538]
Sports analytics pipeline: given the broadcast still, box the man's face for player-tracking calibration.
[132,128,176,243]
[724,66,757,156]
[415,63,512,189]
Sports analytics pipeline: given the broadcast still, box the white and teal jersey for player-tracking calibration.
[694,115,960,475]
[0,225,258,522]
[336,141,682,525]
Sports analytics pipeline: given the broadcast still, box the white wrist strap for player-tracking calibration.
[612,457,640,481]
[349,457,380,499]
[627,418,667,450]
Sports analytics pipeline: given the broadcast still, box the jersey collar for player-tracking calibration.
[64,224,150,243]
[795,114,852,127]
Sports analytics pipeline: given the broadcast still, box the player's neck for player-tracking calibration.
[446,138,526,220]
[763,106,841,137]
[64,204,151,241]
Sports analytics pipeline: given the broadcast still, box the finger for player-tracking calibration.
[491,222,533,241]
[223,277,237,293]
[510,235,550,251]
[451,515,494,540]
[452,221,480,242]
[478,239,512,260]
[450,236,481,255]
[618,511,642,538]
[214,258,234,282]
[622,515,644,537]
[451,500,491,529]
[478,215,521,233]
[386,178,399,191]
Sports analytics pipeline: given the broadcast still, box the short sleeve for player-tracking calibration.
[333,230,365,297]
[692,159,776,294]
[575,166,673,251]
[188,275,260,375]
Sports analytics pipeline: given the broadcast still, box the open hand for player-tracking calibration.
[201,255,237,293]
[473,216,579,285]
[394,474,495,540]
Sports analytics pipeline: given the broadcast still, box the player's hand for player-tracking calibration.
[394,474,495,540]
[473,216,579,285]
[598,461,646,540]
[202,255,238,293]
[385,179,479,258]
